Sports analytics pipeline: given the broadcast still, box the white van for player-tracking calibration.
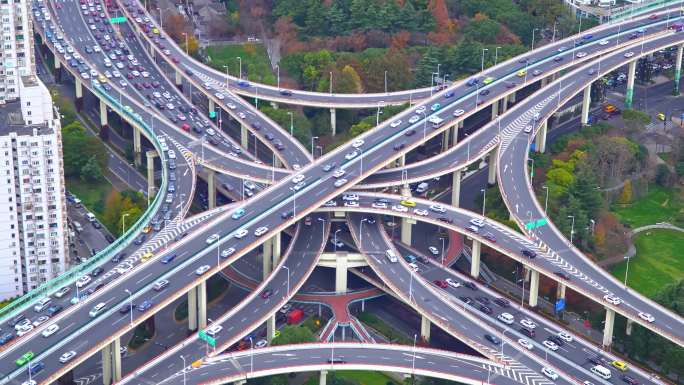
[73,221,83,233]
[385,249,398,263]
[590,365,612,380]
[86,212,97,222]
[415,182,429,193]
[34,297,52,312]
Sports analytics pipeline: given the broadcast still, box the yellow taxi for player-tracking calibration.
[657,113,665,121]
[142,225,152,234]
[152,27,159,34]
[400,199,416,207]
[97,75,107,83]
[141,252,153,263]
[482,76,495,85]
[516,70,527,77]
[611,360,628,371]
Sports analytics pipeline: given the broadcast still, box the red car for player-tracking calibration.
[261,289,273,299]
[433,280,448,289]
[180,123,190,131]
[648,14,658,20]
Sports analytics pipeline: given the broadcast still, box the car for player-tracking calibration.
[390,120,402,128]
[195,265,211,275]
[612,360,628,371]
[352,139,365,148]
[221,248,236,258]
[429,204,446,213]
[76,275,92,288]
[599,39,610,46]
[414,209,428,216]
[553,271,571,280]
[46,305,63,317]
[234,229,249,238]
[16,324,34,336]
[430,103,441,111]
[452,109,465,117]
[426,246,439,256]
[466,225,479,233]
[542,340,559,351]
[604,294,622,305]
[516,69,527,78]
[322,163,336,172]
[53,286,71,298]
[521,249,536,259]
[638,312,655,323]
[332,169,346,179]
[160,254,176,264]
[464,281,477,291]
[520,319,536,329]
[42,323,60,338]
[89,302,107,318]
[624,52,635,58]
[576,51,587,58]
[255,339,268,348]
[58,351,77,364]
[231,208,246,220]
[400,199,416,207]
[137,300,153,312]
[392,205,408,212]
[541,367,558,380]
[206,233,220,244]
[206,324,223,337]
[470,218,485,227]
[433,280,448,288]
[518,338,534,350]
[32,316,49,327]
[408,115,420,124]
[622,375,639,385]
[254,226,269,236]
[92,267,104,277]
[497,312,515,325]
[345,151,359,160]
[16,352,35,366]
[153,280,169,291]
[261,289,273,299]
[484,334,500,344]
[557,331,573,343]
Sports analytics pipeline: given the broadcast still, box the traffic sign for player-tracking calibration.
[525,218,548,230]
[209,111,216,119]
[198,330,216,347]
[110,16,126,24]
[555,298,566,313]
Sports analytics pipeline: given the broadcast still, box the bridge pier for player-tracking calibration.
[320,370,328,385]
[491,98,499,119]
[101,337,122,385]
[625,60,636,109]
[99,99,109,133]
[335,253,348,293]
[54,58,62,83]
[208,99,215,117]
[188,286,197,332]
[146,150,157,199]
[602,308,615,348]
[556,282,566,300]
[451,170,462,207]
[528,269,539,307]
[441,128,450,152]
[75,78,83,111]
[187,281,208,332]
[487,151,497,186]
[420,315,431,342]
[263,237,272,279]
[207,169,216,209]
[675,43,683,95]
[470,239,481,278]
[330,108,337,136]
[625,319,634,336]
[133,127,142,166]
[501,95,509,113]
[175,69,183,91]
[267,314,276,342]
[508,91,516,104]
[534,119,547,153]
[272,232,281,262]
[581,84,591,126]
[241,124,249,149]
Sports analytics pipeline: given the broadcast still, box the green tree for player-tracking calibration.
[81,155,104,182]
[617,180,632,205]
[655,164,671,186]
[462,16,501,44]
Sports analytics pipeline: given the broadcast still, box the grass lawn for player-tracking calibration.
[357,312,412,344]
[610,229,684,297]
[205,43,276,85]
[612,185,683,228]
[303,371,397,385]
[66,177,115,219]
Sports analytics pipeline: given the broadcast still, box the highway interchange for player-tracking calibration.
[2,1,684,385]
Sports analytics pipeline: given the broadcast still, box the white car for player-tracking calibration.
[16,324,34,336]
[638,312,655,323]
[254,226,269,236]
[392,205,408,213]
[524,124,533,133]
[32,316,49,327]
[215,93,225,100]
[195,265,211,275]
[542,340,559,351]
[429,204,446,213]
[414,209,428,216]
[324,200,336,207]
[255,339,268,348]
[59,351,77,364]
[557,331,573,342]
[470,218,485,227]
[292,174,305,184]
[415,106,426,114]
[371,202,387,209]
[42,323,60,337]
[541,367,558,380]
[116,262,133,275]
[408,262,420,272]
[234,229,248,239]
[518,338,534,350]
[342,194,359,201]
[344,200,359,207]
[206,233,219,244]
[624,51,635,58]
[220,248,236,258]
[445,278,460,288]
[332,169,345,178]
[89,302,107,318]
[53,286,70,298]
[599,39,609,45]
[453,109,465,117]
[428,246,439,255]
[334,178,348,187]
[390,120,402,128]
[206,324,223,336]
[76,275,92,288]
[226,102,236,109]
[497,312,514,325]
[408,115,420,124]
[345,151,359,160]
[14,319,31,331]
[238,112,246,119]
[520,319,537,329]
[576,51,587,58]
[352,139,364,148]
[604,294,622,306]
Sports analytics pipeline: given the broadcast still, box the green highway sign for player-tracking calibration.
[525,218,549,230]
[209,111,216,118]
[110,16,127,24]
[198,330,216,347]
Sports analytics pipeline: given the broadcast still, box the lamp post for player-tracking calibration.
[494,46,501,66]
[157,7,163,29]
[436,63,441,84]
[329,72,333,94]
[440,237,445,266]
[409,268,415,303]
[531,28,540,50]
[180,355,187,385]
[421,111,427,141]
[287,112,293,136]
[124,289,133,325]
[334,229,341,252]
[501,328,508,355]
[623,254,631,288]
[249,337,254,373]
[121,213,130,234]
[481,48,488,72]
[282,265,290,298]
[376,102,383,126]
[568,215,575,244]
[542,185,549,213]
[481,188,486,217]
[384,70,388,93]
[222,65,229,89]
[311,136,318,157]
[237,57,242,79]
[276,65,280,90]
[216,234,221,267]
[412,333,417,381]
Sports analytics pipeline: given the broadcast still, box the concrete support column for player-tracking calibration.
[207,170,216,209]
[451,170,462,207]
[528,269,540,307]
[556,283,566,300]
[603,308,615,348]
[453,121,462,145]
[501,95,509,113]
[488,151,497,186]
[263,237,273,279]
[146,150,157,199]
[99,99,108,129]
[197,281,207,330]
[441,128,450,152]
[581,84,591,126]
[535,119,548,153]
[175,69,183,89]
[267,314,276,342]
[320,370,328,385]
[420,315,431,342]
[470,239,481,278]
[625,60,636,109]
[241,124,249,149]
[508,91,516,104]
[187,286,198,332]
[133,126,142,166]
[330,108,337,136]
[271,232,282,263]
[491,99,499,119]
[674,43,683,95]
[111,338,122,382]
[102,343,112,385]
[335,253,348,294]
[400,187,413,245]
[75,79,83,111]
[626,319,634,336]
[208,99,215,116]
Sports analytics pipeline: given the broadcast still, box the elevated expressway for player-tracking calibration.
[1,4,682,385]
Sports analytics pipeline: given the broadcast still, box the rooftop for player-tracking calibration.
[0,100,53,137]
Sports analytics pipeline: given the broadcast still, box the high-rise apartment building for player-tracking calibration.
[0,0,36,103]
[0,74,68,300]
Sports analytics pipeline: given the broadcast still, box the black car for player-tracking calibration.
[519,327,535,338]
[404,129,416,136]
[46,305,63,317]
[438,217,453,224]
[393,142,406,151]
[92,221,102,229]
[548,335,564,346]
[111,253,125,263]
[479,305,493,314]
[458,296,473,304]
[475,296,490,305]
[365,216,376,224]
[92,267,104,277]
[484,334,500,344]
[464,282,478,291]
[279,89,293,96]
[119,303,134,314]
[588,356,602,365]
[417,256,430,264]
[493,298,510,308]
[281,211,293,219]
[521,249,536,259]
[553,271,571,280]
[327,357,345,364]
[622,375,639,385]
[9,314,26,327]
[134,235,146,245]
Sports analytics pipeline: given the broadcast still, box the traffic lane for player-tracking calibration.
[125,215,329,384]
[347,213,563,385]
[497,32,684,343]
[108,152,148,192]
[156,345,515,385]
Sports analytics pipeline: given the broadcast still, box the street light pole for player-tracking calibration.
[329,72,333,94]
[282,266,290,297]
[440,237,445,266]
[276,65,280,90]
[542,185,549,213]
[237,57,242,79]
[568,215,575,244]
[384,70,388,93]
[180,355,187,385]
[481,48,488,72]
[531,28,539,50]
[121,213,130,234]
[481,188,486,216]
[287,112,293,136]
[334,229,341,252]
[494,46,501,66]
[311,136,318,157]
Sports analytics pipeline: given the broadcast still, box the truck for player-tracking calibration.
[72,221,83,233]
[287,309,304,325]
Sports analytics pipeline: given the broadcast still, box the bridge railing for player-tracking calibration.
[0,79,168,323]
[611,0,682,21]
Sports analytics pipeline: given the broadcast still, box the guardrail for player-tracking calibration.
[611,0,683,21]
[0,75,168,323]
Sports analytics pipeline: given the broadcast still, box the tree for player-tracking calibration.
[270,325,315,346]
[618,180,632,205]
[81,155,104,182]
[655,164,671,186]
[335,65,363,93]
